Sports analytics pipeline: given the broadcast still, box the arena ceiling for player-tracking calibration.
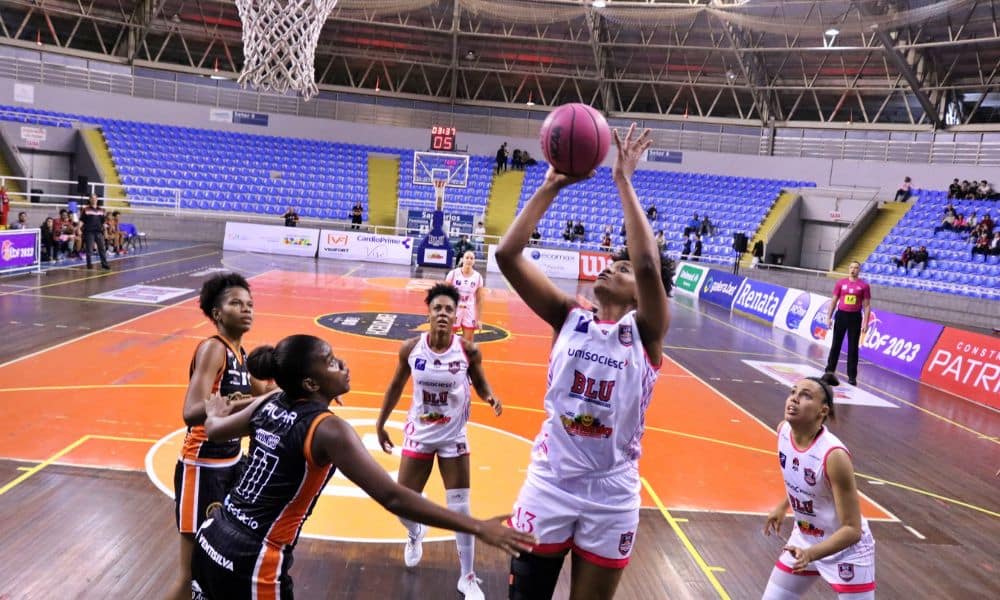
[1,0,999,126]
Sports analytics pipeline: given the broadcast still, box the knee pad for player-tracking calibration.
[509,553,564,600]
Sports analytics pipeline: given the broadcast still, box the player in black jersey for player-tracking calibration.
[173,273,273,599]
[191,334,536,600]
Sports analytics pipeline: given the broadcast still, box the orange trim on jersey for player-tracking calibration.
[179,463,199,533]
[214,335,246,366]
[303,412,333,469]
[789,425,826,453]
[181,426,208,462]
[253,542,282,600]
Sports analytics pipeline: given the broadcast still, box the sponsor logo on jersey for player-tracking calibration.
[618,324,633,347]
[448,360,462,374]
[560,413,613,438]
[317,312,508,343]
[803,467,817,486]
[796,520,825,537]
[414,358,427,371]
[779,451,786,468]
[786,291,811,331]
[261,403,298,425]
[255,429,280,450]
[618,531,634,555]
[566,348,628,370]
[838,563,855,581]
[792,457,800,471]
[196,527,234,571]
[419,412,452,425]
[570,370,617,405]
[574,315,591,333]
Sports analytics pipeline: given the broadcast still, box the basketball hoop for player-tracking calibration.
[433,176,448,211]
[234,0,340,101]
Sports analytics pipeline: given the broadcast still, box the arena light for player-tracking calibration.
[825,28,840,36]
[592,0,607,8]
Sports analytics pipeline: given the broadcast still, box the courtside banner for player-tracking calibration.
[698,269,744,309]
[673,262,708,296]
[578,250,614,281]
[921,328,1000,409]
[859,309,944,379]
[318,229,413,265]
[223,222,319,257]
[773,288,810,334]
[731,278,789,325]
[523,247,580,280]
[0,228,40,272]
[801,293,835,348]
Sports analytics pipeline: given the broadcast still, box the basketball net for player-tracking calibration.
[433,177,447,211]
[234,0,340,101]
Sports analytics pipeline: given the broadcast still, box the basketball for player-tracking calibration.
[539,103,611,177]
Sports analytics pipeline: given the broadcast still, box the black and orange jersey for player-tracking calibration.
[219,393,334,548]
[180,335,251,465]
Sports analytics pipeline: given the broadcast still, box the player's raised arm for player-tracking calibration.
[494,168,588,330]
[613,124,671,365]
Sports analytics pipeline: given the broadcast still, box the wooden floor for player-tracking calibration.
[0,242,996,599]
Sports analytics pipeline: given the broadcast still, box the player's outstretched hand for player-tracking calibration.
[475,515,537,557]
[783,545,816,572]
[488,396,503,416]
[612,123,653,182]
[763,505,784,537]
[376,426,394,454]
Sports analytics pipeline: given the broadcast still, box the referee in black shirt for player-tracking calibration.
[80,194,110,270]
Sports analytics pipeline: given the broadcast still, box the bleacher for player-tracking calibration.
[518,162,812,257]
[865,190,999,299]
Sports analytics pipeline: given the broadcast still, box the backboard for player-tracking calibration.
[413,151,469,188]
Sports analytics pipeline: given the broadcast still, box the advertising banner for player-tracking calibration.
[0,229,40,272]
[318,229,413,265]
[523,247,579,280]
[578,251,615,281]
[673,262,708,296]
[698,269,745,309]
[773,288,810,334]
[801,294,835,348]
[405,210,474,237]
[732,278,789,325]
[646,149,683,164]
[223,222,319,257]
[859,309,944,379]
[921,328,1000,409]
[232,111,269,127]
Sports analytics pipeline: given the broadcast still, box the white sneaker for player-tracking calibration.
[457,572,485,599]
[403,524,425,567]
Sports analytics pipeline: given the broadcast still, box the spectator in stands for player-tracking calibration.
[692,234,703,261]
[911,246,930,271]
[453,234,475,266]
[964,211,979,232]
[495,143,508,174]
[654,230,666,255]
[680,233,692,261]
[971,233,990,260]
[350,202,363,230]
[9,211,27,230]
[572,220,585,243]
[952,213,968,233]
[933,211,957,235]
[40,217,57,261]
[283,207,299,227]
[646,204,658,221]
[990,232,1000,256]
[684,213,700,237]
[511,149,523,170]
[981,212,994,233]
[530,227,541,246]
[521,151,537,167]
[600,232,612,251]
[473,221,486,253]
[892,246,913,271]
[561,220,573,241]
[978,180,994,199]
[0,184,8,228]
[948,178,962,199]
[893,176,912,202]
[699,215,715,237]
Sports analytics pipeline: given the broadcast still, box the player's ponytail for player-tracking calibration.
[247,344,278,381]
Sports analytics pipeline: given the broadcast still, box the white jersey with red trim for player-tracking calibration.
[446,268,483,313]
[777,422,872,548]
[529,307,659,482]
[405,333,471,446]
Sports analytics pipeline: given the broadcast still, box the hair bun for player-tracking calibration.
[247,344,277,380]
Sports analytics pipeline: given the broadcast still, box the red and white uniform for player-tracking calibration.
[446,268,483,330]
[509,307,659,567]
[775,421,876,594]
[402,333,472,460]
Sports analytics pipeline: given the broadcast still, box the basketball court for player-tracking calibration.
[0,246,996,598]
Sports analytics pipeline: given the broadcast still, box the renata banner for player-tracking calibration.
[578,251,614,281]
[731,278,789,325]
[921,328,1000,409]
[859,309,944,379]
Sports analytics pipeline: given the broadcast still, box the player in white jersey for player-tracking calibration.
[495,124,676,600]
[375,283,503,600]
[446,250,485,342]
[763,377,877,599]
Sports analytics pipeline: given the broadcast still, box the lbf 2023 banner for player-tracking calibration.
[0,229,39,271]
[859,309,944,379]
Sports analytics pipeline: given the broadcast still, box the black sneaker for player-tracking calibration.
[101,264,111,270]
[820,371,841,386]
[848,378,857,386]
